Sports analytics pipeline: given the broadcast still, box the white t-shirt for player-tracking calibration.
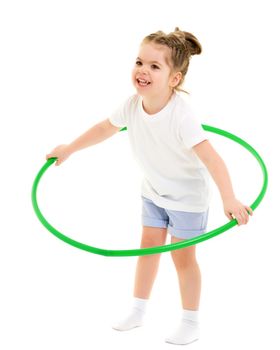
[109,92,211,212]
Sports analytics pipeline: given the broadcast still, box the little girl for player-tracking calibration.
[47,28,253,345]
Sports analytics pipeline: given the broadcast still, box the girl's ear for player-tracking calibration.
[169,71,182,88]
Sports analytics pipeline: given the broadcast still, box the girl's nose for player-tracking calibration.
[139,65,148,75]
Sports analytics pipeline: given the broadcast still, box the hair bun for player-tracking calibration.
[142,28,202,92]
[174,27,202,56]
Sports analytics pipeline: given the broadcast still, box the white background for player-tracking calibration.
[1,0,279,349]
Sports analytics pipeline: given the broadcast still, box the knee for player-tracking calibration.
[141,235,164,248]
[171,250,199,271]
[141,227,167,248]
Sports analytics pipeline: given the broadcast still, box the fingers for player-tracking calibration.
[224,198,253,226]
[225,212,234,221]
[46,154,54,160]
[245,206,253,216]
[45,145,68,166]
[45,154,59,166]
[239,209,249,225]
[45,151,63,167]
[228,207,253,226]
[54,158,64,166]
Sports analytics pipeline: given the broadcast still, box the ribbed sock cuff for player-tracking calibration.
[133,297,148,312]
[182,309,199,323]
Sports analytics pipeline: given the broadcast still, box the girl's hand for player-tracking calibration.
[223,198,253,225]
[46,144,73,166]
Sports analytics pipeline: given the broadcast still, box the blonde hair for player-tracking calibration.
[142,27,202,93]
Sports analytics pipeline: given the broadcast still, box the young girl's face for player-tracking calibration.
[132,42,179,99]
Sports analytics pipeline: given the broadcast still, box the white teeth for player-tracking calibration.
[137,78,150,86]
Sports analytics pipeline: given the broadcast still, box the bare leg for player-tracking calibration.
[170,236,201,310]
[165,237,201,344]
[112,226,167,331]
[134,226,168,299]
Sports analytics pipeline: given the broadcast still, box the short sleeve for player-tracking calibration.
[178,105,207,149]
[109,97,131,128]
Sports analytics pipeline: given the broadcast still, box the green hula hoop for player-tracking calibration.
[32,125,268,257]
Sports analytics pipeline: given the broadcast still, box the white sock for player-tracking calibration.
[112,297,148,331]
[165,309,200,345]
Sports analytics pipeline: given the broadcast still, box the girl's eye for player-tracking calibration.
[135,61,159,69]
[151,64,160,70]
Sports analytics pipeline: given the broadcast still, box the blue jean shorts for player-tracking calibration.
[141,196,209,240]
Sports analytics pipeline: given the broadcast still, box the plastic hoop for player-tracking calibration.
[32,125,268,256]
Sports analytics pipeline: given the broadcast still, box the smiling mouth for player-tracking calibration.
[137,78,151,86]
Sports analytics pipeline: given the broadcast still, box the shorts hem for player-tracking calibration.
[168,227,207,240]
[142,216,168,229]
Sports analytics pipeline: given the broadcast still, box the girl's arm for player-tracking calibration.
[193,140,253,225]
[46,118,120,166]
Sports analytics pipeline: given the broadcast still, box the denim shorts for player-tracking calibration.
[141,196,209,240]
